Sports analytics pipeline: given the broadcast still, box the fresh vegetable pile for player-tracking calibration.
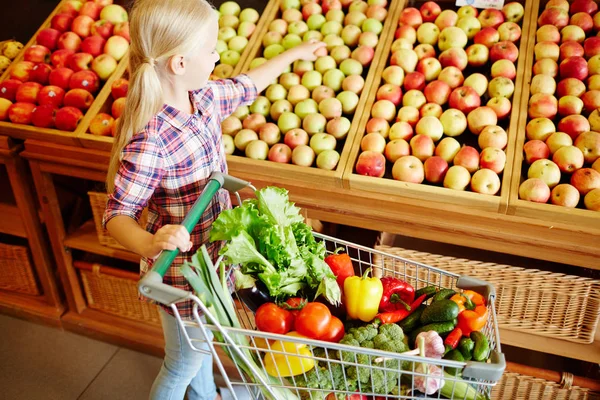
[182,186,493,400]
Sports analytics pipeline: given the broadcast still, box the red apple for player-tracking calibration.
[49,67,74,90]
[571,13,594,34]
[528,93,558,119]
[37,86,66,108]
[571,168,600,195]
[479,9,504,29]
[79,1,101,20]
[420,2,441,23]
[438,47,469,70]
[89,112,114,136]
[524,140,550,164]
[490,41,519,63]
[366,118,390,137]
[55,106,84,131]
[571,0,598,15]
[81,36,106,57]
[111,78,129,99]
[399,7,422,28]
[69,70,100,93]
[15,82,42,104]
[560,56,588,81]
[558,114,590,139]
[538,7,569,29]
[581,90,600,113]
[424,156,449,183]
[91,20,114,39]
[113,22,130,42]
[584,37,600,58]
[556,78,586,98]
[51,49,75,68]
[51,13,75,32]
[474,27,500,48]
[8,102,36,124]
[29,63,53,85]
[0,80,22,102]
[9,61,35,82]
[453,146,480,173]
[284,128,309,150]
[72,15,94,38]
[560,41,585,60]
[37,28,61,50]
[519,178,551,203]
[68,52,94,72]
[403,72,426,91]
[268,143,292,163]
[58,32,82,52]
[356,150,386,177]
[24,45,51,64]
[449,86,480,114]
[111,97,126,118]
[63,88,94,110]
[58,0,83,17]
[376,84,402,106]
[31,104,57,128]
[424,80,451,105]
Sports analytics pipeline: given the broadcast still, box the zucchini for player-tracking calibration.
[440,372,487,400]
[415,285,438,300]
[420,299,460,325]
[432,289,456,302]
[443,349,465,376]
[410,320,457,344]
[458,337,474,361]
[471,331,490,362]
[398,304,426,333]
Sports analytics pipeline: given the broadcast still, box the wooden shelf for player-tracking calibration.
[0,203,27,238]
[0,290,63,327]
[64,221,140,264]
[500,328,600,364]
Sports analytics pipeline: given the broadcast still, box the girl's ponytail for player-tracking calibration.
[105,0,215,193]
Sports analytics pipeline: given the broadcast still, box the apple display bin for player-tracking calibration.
[137,171,506,400]
[0,0,130,147]
[342,0,533,213]
[375,233,600,345]
[223,0,403,189]
[76,0,277,151]
[506,0,600,230]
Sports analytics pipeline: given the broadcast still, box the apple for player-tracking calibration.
[584,188,600,210]
[113,21,130,42]
[533,59,558,77]
[443,165,471,190]
[63,88,94,110]
[327,116,351,139]
[330,45,351,63]
[560,56,588,81]
[471,168,501,195]
[316,149,340,170]
[24,45,51,64]
[417,57,443,82]
[463,73,488,97]
[352,46,374,66]
[490,41,519,62]
[89,112,114,136]
[409,134,435,162]
[416,23,440,46]
[421,1,441,22]
[561,25,586,44]
[370,99,396,122]
[530,74,556,96]
[8,102,36,124]
[438,66,464,89]
[571,13,594,34]
[292,144,316,167]
[392,155,424,183]
[414,44,436,61]
[234,129,258,151]
[519,178,551,203]
[359,31,379,48]
[424,156,449,184]
[575,131,600,164]
[527,159,561,188]
[284,128,309,150]
[585,37,600,58]
[344,11,367,27]
[67,52,93,72]
[560,41,585,60]
[424,80,451,106]
[559,114,590,139]
[362,18,383,35]
[58,31,82,52]
[389,121,413,141]
[537,25,561,44]
[479,125,508,150]
[571,0,598,15]
[221,116,242,136]
[403,72,426,91]
[30,63,53,85]
[396,106,420,126]
[395,25,417,44]
[526,117,556,141]
[302,113,327,135]
[479,9,504,29]
[9,61,34,82]
[312,86,335,104]
[590,109,600,131]
[110,78,128,100]
[222,134,235,155]
[551,184,580,207]
[100,4,128,24]
[48,68,74,91]
[51,13,74,33]
[449,86,480,114]
[37,85,65,108]
[375,84,402,107]
[553,145,585,173]
[546,132,573,154]
[54,106,83,130]
[37,28,61,50]
[16,82,42,104]
[244,140,268,160]
[487,96,512,120]
[416,116,444,142]
[435,10,458,30]
[243,113,267,132]
[488,76,514,99]
[588,55,600,76]
[438,47,468,70]
[503,2,524,23]
[0,98,12,121]
[342,74,365,94]
[391,49,419,74]
[528,93,558,120]
[438,27,468,52]
[535,41,560,62]
[402,90,426,110]
[558,95,584,117]
[384,139,410,163]
[457,17,481,40]
[81,36,106,57]
[72,15,94,39]
[523,140,551,164]
[318,97,343,120]
[361,132,386,153]
[310,133,336,155]
[29,104,56,128]
[258,123,281,146]
[581,90,600,113]
[556,77,586,97]
[467,107,497,135]
[439,108,467,138]
[474,27,500,48]
[104,36,129,61]
[538,7,569,29]
[571,168,600,195]
[70,70,99,93]
[400,7,422,28]
[498,22,521,42]
[458,5,478,19]
[420,103,443,119]
[466,44,489,68]
[356,150,386,177]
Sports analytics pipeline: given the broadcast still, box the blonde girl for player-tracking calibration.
[102,0,325,398]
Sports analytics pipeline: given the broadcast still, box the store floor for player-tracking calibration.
[0,313,249,400]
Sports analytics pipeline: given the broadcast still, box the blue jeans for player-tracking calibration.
[150,308,218,400]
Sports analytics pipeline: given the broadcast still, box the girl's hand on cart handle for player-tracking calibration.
[148,225,192,259]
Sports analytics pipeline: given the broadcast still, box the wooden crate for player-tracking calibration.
[506,0,600,230]
[341,0,534,213]
[226,0,403,189]
[493,372,597,400]
[0,0,129,147]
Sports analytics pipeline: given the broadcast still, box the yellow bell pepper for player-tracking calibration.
[264,332,315,377]
[344,268,383,322]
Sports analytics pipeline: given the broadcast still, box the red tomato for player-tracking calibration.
[282,297,307,319]
[325,393,368,400]
[255,303,293,335]
[294,302,332,339]
[319,316,345,342]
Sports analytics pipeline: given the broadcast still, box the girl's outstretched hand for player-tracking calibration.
[148,224,193,259]
[293,39,327,62]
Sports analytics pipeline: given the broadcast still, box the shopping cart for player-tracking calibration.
[138,172,506,400]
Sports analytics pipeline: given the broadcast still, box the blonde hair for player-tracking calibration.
[106,0,216,193]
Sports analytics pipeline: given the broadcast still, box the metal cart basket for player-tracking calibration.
[139,172,506,400]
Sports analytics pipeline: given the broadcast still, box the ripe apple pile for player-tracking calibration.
[221,0,389,169]
[354,2,525,196]
[84,75,128,137]
[519,0,600,211]
[212,1,261,79]
[0,0,129,131]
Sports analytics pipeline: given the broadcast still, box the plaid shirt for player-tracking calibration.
[103,74,257,319]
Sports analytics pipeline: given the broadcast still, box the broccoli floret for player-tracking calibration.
[378,323,405,342]
[373,333,389,349]
[338,336,360,363]
[294,366,333,393]
[378,339,409,354]
[361,340,374,349]
[370,369,400,394]
[346,354,372,384]
[346,324,378,343]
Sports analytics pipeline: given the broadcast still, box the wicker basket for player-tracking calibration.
[374,243,600,344]
[0,242,40,295]
[493,372,597,400]
[88,192,148,249]
[75,261,160,325]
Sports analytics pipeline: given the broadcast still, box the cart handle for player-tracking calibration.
[138,172,253,305]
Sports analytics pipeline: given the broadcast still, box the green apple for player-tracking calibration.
[237,21,256,38]
[270,99,293,120]
[301,70,323,91]
[341,25,362,47]
[266,83,288,102]
[228,36,248,53]
[438,27,468,52]
[289,21,309,36]
[349,1,369,14]
[337,91,360,114]
[220,50,240,66]
[218,27,237,42]
[278,111,302,133]
[302,113,327,135]
[222,134,235,155]
[340,58,363,76]
[307,14,327,30]
[287,85,311,105]
[249,96,271,117]
[304,30,324,42]
[219,15,239,29]
[292,144,316,166]
[318,97,343,119]
[281,0,301,11]
[295,98,319,119]
[282,34,302,49]
[245,139,269,160]
[315,56,337,74]
[294,60,315,75]
[361,18,383,35]
[216,40,228,54]
[316,149,340,170]
[249,57,267,70]
[310,133,337,154]
[324,34,345,51]
[263,32,283,47]
[326,116,351,139]
[331,45,351,63]
[232,105,250,120]
[326,9,345,24]
[234,129,258,151]
[213,64,234,79]
[323,69,345,91]
[239,8,259,23]
[321,21,343,36]
[220,1,241,16]
[439,108,467,137]
[264,44,286,59]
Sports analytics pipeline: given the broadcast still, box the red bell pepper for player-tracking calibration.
[324,249,355,289]
[444,327,463,349]
[375,293,427,324]
[379,276,415,312]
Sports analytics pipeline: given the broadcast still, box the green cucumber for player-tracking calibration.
[410,320,457,344]
[432,289,456,302]
[471,331,490,362]
[443,349,465,376]
[420,299,460,325]
[415,285,438,300]
[398,304,426,333]
[458,337,474,361]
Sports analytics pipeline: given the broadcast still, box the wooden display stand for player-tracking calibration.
[0,137,63,325]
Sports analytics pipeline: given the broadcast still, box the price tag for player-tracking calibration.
[455,0,505,10]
